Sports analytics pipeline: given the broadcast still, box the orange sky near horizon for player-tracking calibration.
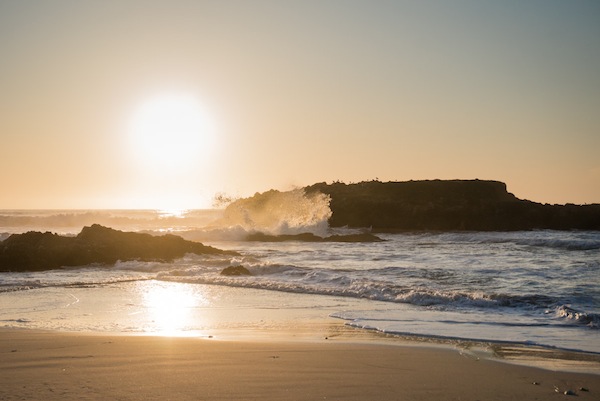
[1,1,599,209]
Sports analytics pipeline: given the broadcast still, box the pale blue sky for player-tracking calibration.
[1,1,599,208]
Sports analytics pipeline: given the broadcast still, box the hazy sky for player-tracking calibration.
[1,1,599,209]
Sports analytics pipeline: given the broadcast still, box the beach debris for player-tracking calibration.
[220,265,252,276]
[579,387,589,392]
[564,390,577,396]
[532,381,540,385]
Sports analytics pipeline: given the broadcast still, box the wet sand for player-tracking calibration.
[1,329,598,400]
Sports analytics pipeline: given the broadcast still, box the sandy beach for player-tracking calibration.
[1,329,598,401]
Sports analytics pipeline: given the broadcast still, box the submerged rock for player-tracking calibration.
[220,265,252,276]
[0,224,238,272]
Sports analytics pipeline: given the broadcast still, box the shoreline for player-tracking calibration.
[2,278,599,376]
[3,319,600,375]
[1,328,599,401]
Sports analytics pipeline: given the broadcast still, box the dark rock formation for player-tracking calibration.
[220,265,252,276]
[245,232,383,242]
[304,180,600,231]
[0,224,238,272]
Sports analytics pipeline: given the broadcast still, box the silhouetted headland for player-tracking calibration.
[0,224,237,272]
[304,180,600,231]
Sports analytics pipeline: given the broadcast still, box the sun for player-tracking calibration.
[128,93,215,171]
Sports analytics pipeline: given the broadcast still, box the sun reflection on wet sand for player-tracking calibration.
[141,281,207,336]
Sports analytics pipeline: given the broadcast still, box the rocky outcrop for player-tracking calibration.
[220,265,252,276]
[304,180,600,231]
[0,224,238,272]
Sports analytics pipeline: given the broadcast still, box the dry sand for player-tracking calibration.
[1,329,598,400]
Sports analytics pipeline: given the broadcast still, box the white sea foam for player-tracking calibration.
[555,305,600,328]
[209,188,332,237]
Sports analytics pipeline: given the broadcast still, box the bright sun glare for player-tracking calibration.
[129,93,215,171]
[143,282,204,335]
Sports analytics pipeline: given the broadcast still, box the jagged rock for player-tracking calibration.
[304,180,600,231]
[0,224,238,272]
[220,265,252,276]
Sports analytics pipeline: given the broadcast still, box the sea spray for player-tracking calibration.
[212,189,332,236]
[0,191,336,242]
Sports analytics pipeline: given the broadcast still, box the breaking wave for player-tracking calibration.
[555,305,600,328]
[205,188,332,238]
[0,189,334,242]
[152,260,599,330]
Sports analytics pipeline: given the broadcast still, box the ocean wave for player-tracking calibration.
[445,231,600,251]
[0,275,154,293]
[512,237,600,251]
[0,318,32,323]
[331,313,558,329]
[209,189,332,237]
[179,226,253,242]
[247,263,305,275]
[0,285,44,293]
[156,264,596,322]
[170,189,334,241]
[338,319,600,354]
[554,305,600,328]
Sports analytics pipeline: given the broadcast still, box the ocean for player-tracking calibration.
[1,207,599,355]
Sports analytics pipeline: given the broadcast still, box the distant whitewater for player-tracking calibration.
[0,209,222,238]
